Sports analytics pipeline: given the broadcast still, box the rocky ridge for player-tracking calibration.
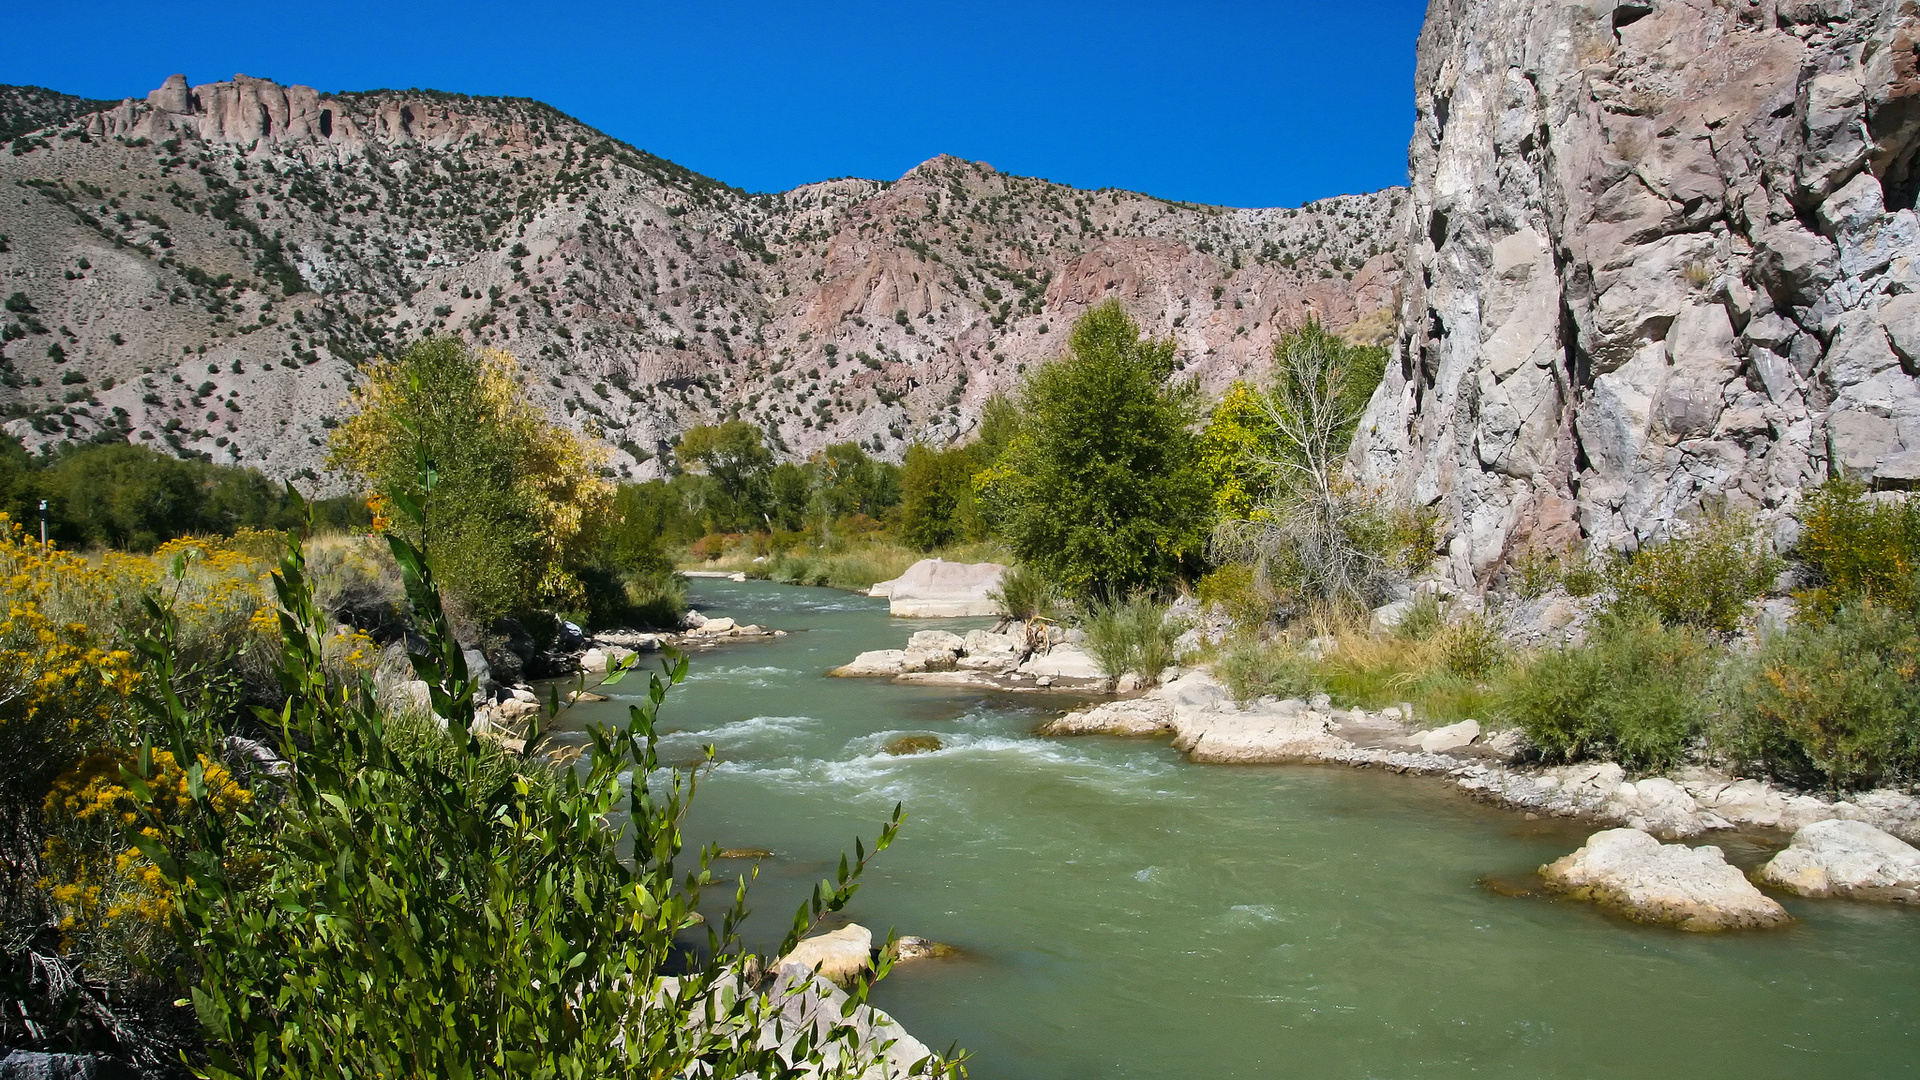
[1356,0,1920,589]
[0,75,1401,485]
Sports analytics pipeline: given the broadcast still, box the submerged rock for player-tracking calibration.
[1540,829,1791,932]
[717,847,776,860]
[889,936,958,963]
[1758,819,1920,903]
[884,735,943,755]
[777,924,873,989]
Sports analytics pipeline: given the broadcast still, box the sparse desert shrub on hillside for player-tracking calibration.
[1722,602,1920,793]
[1794,478,1920,617]
[990,563,1060,622]
[1495,607,1715,772]
[1394,592,1446,641]
[1610,514,1779,634]
[1083,594,1186,682]
[1439,612,1506,681]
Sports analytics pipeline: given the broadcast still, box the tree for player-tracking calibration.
[328,337,611,620]
[675,421,773,531]
[1210,319,1413,610]
[980,301,1210,596]
[898,444,976,551]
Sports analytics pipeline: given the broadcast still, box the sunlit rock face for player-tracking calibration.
[1356,0,1920,590]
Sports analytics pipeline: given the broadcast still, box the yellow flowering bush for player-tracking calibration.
[39,748,251,962]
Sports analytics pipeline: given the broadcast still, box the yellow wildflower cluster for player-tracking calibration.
[40,748,252,939]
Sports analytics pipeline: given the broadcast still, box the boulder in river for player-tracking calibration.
[884,735,943,755]
[1039,698,1175,736]
[777,924,873,988]
[1016,644,1103,680]
[831,649,909,677]
[1757,819,1920,903]
[873,559,1007,617]
[1539,828,1791,931]
[888,936,958,962]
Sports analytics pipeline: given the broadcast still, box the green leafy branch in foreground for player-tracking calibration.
[119,468,943,1078]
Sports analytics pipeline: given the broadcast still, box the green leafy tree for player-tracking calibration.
[328,338,611,620]
[676,421,774,531]
[898,445,979,551]
[979,301,1210,596]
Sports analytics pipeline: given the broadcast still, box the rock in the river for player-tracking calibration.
[884,735,943,755]
[874,559,1007,617]
[1414,719,1480,753]
[1758,819,1920,903]
[1540,829,1791,931]
[777,924,873,988]
[1038,698,1175,736]
[831,649,908,677]
[888,936,957,962]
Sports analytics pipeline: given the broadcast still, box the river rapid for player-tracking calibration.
[556,578,1918,1079]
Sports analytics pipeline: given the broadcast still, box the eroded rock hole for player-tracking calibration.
[318,109,332,138]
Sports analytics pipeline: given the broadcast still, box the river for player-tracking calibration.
[556,578,1918,1079]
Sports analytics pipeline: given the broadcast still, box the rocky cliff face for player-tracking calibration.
[1356,0,1920,590]
[0,74,1400,485]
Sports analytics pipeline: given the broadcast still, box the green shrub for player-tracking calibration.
[1495,608,1714,772]
[1611,514,1780,633]
[1195,563,1271,629]
[1439,612,1506,681]
[989,563,1060,621]
[1083,594,1186,681]
[1509,547,1561,600]
[1796,478,1920,616]
[1723,603,1920,792]
[1395,592,1445,641]
[1217,637,1315,702]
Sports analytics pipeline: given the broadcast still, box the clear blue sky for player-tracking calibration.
[6,0,1427,208]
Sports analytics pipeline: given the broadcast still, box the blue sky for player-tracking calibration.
[6,1,1427,208]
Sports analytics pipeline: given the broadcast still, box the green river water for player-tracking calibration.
[557,578,1918,1079]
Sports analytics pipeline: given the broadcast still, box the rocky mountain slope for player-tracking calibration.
[1356,0,1920,590]
[0,74,1402,485]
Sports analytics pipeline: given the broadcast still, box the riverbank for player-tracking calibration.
[1043,669,1920,845]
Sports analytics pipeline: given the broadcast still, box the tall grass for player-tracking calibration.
[1083,595,1187,681]
[990,564,1061,621]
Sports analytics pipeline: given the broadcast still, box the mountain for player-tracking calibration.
[1355,0,1920,590]
[0,73,1403,486]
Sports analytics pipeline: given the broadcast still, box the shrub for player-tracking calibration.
[989,563,1060,622]
[1217,637,1315,702]
[1611,514,1779,634]
[1495,608,1714,772]
[1395,592,1445,641]
[1723,603,1920,792]
[1795,478,1920,616]
[1083,594,1186,681]
[1439,612,1506,681]
[1194,563,1271,629]
[1509,546,1561,600]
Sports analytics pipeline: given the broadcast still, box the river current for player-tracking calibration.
[557,578,1918,1079]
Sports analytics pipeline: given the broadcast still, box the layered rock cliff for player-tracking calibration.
[0,74,1399,483]
[1356,0,1920,590]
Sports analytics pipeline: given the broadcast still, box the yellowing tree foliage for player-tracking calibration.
[329,338,612,618]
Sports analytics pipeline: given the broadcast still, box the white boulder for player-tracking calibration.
[1016,645,1104,680]
[1758,819,1920,903]
[831,650,908,677]
[776,924,873,989]
[875,559,1008,617]
[1414,719,1480,754]
[1540,829,1791,931]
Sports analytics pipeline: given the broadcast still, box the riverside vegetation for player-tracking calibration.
[0,339,953,1075]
